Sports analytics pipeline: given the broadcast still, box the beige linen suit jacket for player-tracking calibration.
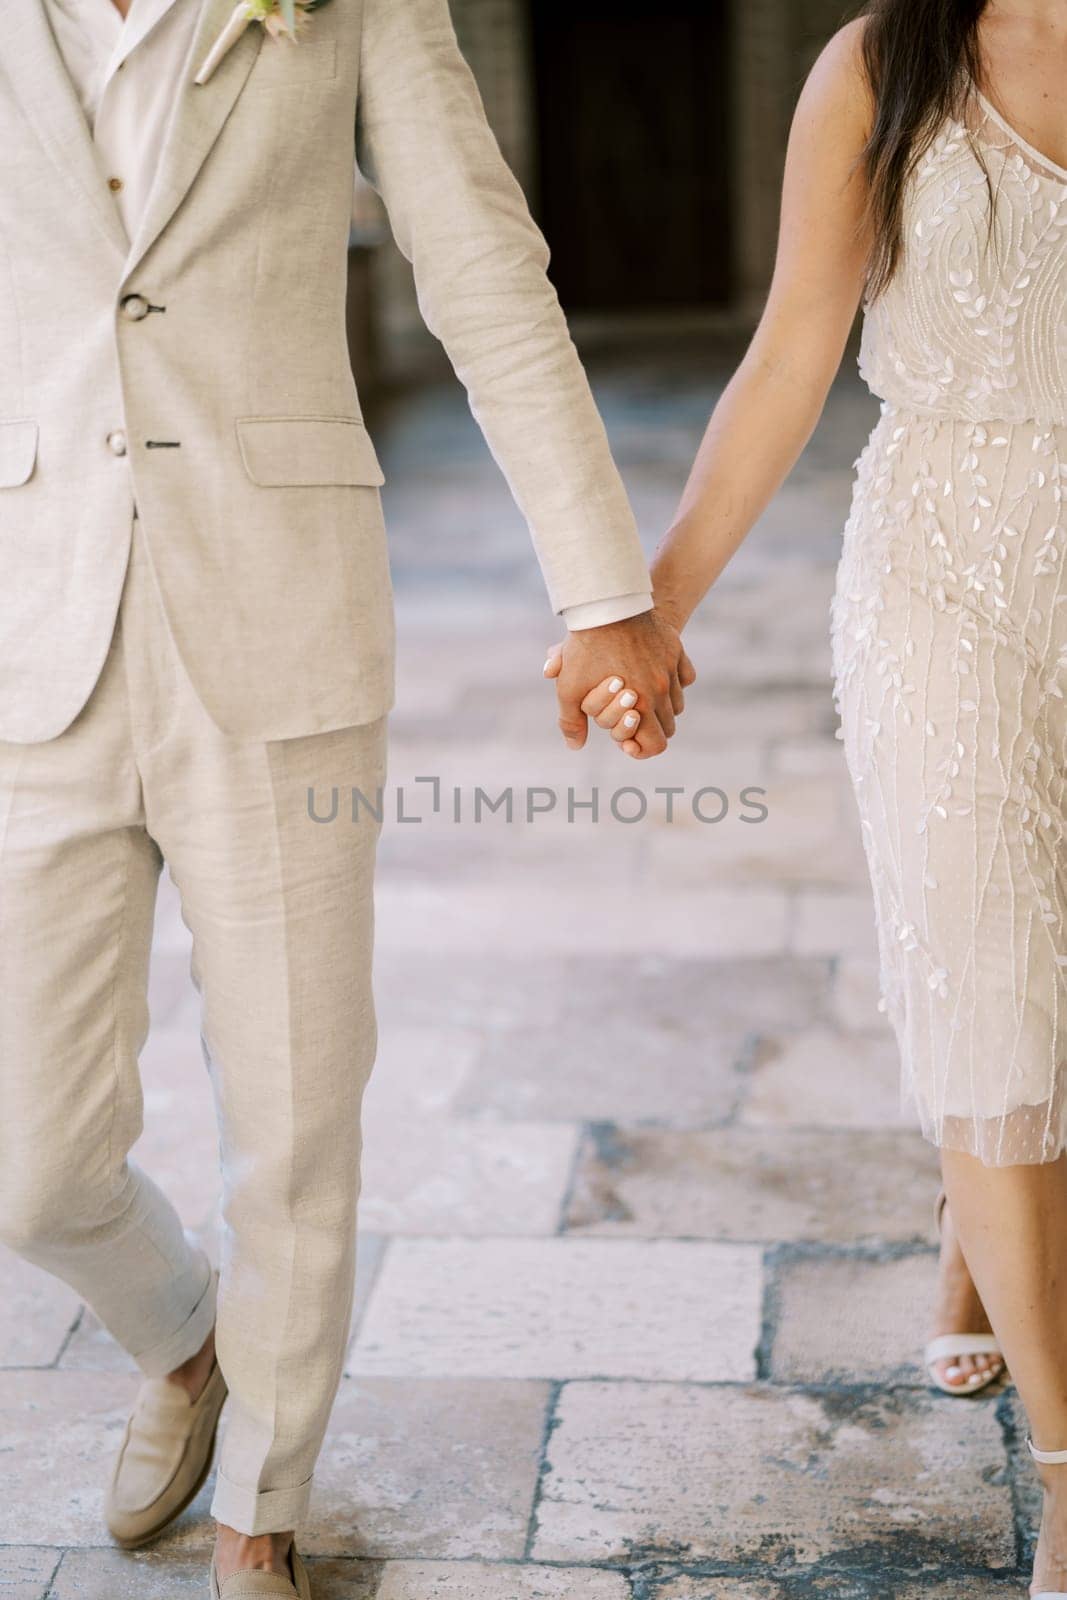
[0,0,651,745]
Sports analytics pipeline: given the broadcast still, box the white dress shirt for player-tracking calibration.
[41,0,652,630]
[43,0,200,243]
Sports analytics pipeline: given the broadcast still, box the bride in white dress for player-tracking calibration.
[549,0,1067,1589]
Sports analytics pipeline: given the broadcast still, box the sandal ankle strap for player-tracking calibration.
[1028,1437,1067,1465]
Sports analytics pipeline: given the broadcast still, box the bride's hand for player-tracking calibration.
[543,646,643,757]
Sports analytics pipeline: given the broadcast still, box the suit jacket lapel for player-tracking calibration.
[4,0,129,262]
[122,0,264,283]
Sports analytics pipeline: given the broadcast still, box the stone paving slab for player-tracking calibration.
[32,1552,1031,1600]
[298,1380,548,1560]
[565,1129,940,1245]
[382,718,773,798]
[0,1373,170,1547]
[831,956,885,1033]
[458,1019,747,1128]
[340,1561,632,1599]
[362,1026,483,1122]
[437,956,831,1127]
[375,883,790,961]
[358,1115,578,1236]
[792,893,880,961]
[768,1252,946,1384]
[386,690,763,768]
[57,1310,139,1375]
[532,1383,1015,1569]
[355,1561,630,1600]
[647,824,867,897]
[650,1581,780,1600]
[352,1234,391,1339]
[374,793,739,893]
[648,688,839,750]
[377,826,650,895]
[645,587,835,701]
[738,1028,916,1132]
[468,723,774,804]
[769,737,850,780]
[49,1552,209,1600]
[648,1577,1022,1599]
[371,766,866,904]
[348,1240,762,1382]
[375,953,829,1041]
[646,776,869,891]
[0,1374,547,1562]
[0,1252,80,1369]
[0,1547,61,1600]
[146,1377,549,1561]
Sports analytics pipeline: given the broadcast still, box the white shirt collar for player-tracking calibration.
[112,0,190,73]
[51,0,190,94]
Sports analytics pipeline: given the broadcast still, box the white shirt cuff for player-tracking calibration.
[560,592,654,631]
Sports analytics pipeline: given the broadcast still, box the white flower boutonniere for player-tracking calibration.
[195,0,333,86]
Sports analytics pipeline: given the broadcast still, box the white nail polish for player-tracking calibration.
[608,677,624,693]
[945,1366,962,1380]
[620,691,637,709]
[623,713,638,729]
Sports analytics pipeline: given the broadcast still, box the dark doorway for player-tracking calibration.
[529,0,733,313]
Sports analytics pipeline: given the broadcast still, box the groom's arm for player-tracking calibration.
[353,0,654,628]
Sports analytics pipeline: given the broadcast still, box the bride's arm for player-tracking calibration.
[651,19,876,632]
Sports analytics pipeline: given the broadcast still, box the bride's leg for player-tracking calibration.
[942,1150,1067,1594]
[929,1184,1004,1390]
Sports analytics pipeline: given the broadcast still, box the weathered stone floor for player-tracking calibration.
[0,331,1034,1597]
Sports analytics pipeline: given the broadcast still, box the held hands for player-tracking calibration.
[543,610,696,759]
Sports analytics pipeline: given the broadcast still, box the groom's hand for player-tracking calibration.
[548,610,695,759]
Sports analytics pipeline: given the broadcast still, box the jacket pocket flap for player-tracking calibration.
[0,420,38,487]
[235,416,385,488]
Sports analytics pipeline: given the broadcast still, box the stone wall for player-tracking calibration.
[362,0,533,375]
[731,0,859,311]
[451,0,534,191]
[363,0,854,373]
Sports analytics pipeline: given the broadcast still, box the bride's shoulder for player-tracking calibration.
[794,17,874,145]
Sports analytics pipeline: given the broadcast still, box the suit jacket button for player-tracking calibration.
[107,429,128,456]
[120,293,150,321]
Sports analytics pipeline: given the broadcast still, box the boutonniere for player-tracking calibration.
[195,0,333,86]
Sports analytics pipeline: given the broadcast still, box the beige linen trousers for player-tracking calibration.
[0,0,651,1538]
[0,518,387,1532]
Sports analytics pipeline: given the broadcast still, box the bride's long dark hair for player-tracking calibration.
[861,0,990,293]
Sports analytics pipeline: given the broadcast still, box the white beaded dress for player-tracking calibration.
[831,92,1067,1166]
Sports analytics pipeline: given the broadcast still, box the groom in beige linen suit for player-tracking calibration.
[0,0,692,1593]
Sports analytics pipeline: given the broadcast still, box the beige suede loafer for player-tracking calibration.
[210,1548,312,1599]
[106,1359,227,1548]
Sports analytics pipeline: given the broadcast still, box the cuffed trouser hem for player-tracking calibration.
[211,1472,313,1536]
[131,1250,216,1378]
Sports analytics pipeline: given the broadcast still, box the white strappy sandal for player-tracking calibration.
[1027,1437,1067,1599]
[924,1191,1005,1395]
[925,1330,1006,1392]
